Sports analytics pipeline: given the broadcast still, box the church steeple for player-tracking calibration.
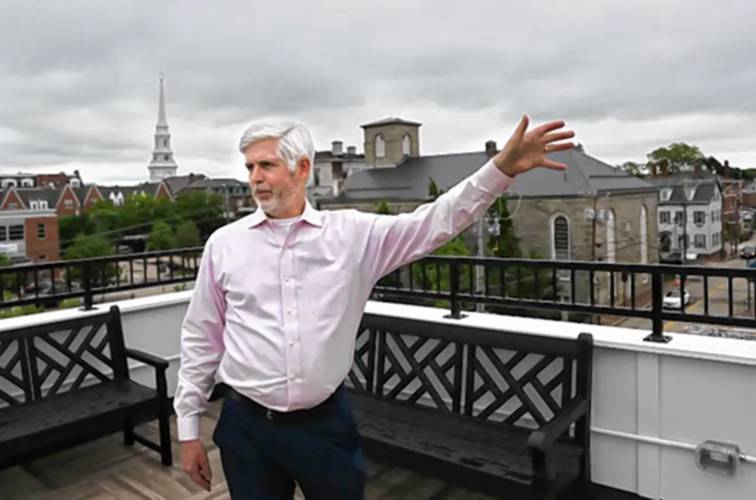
[147,78,178,181]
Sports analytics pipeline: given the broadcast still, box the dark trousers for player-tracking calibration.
[212,386,366,500]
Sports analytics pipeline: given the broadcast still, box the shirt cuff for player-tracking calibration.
[178,415,200,442]
[478,159,515,194]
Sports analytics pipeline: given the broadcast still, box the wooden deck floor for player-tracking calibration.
[0,400,498,500]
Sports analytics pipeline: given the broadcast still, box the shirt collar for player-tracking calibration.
[247,199,323,229]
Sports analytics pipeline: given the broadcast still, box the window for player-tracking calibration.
[552,215,570,260]
[40,200,47,209]
[37,224,45,239]
[9,225,23,240]
[402,134,411,155]
[713,233,720,246]
[64,199,73,208]
[375,134,385,158]
[163,139,168,147]
[694,235,706,248]
[674,211,683,226]
[711,210,715,222]
[164,155,170,161]
[660,188,672,201]
[660,210,670,224]
[693,211,705,225]
[686,187,697,200]
[0,226,6,241]
[8,203,17,209]
[30,201,38,210]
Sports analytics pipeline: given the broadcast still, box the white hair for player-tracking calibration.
[238,121,315,186]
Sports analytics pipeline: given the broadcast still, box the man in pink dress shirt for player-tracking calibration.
[175,116,574,499]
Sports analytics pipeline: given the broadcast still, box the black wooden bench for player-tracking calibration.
[0,305,172,469]
[347,314,593,500]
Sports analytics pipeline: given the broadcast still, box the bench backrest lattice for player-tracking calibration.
[351,314,592,436]
[0,308,127,408]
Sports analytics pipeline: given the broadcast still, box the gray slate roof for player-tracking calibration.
[644,173,720,205]
[332,147,655,202]
[360,117,422,128]
[14,188,60,207]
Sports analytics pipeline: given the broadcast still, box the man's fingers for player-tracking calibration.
[545,142,575,153]
[190,467,211,490]
[530,120,566,137]
[198,455,212,482]
[513,115,529,141]
[541,130,575,144]
[541,159,568,171]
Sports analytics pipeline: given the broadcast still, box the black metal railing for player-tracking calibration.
[2,250,754,343]
[0,247,203,312]
[373,256,756,343]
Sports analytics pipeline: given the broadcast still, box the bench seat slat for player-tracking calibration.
[0,380,156,446]
[350,391,583,485]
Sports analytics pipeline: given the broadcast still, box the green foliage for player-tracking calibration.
[647,143,704,174]
[147,222,175,251]
[59,298,82,309]
[375,200,392,215]
[0,304,43,319]
[428,177,439,199]
[64,234,113,260]
[487,196,521,258]
[619,161,647,178]
[0,255,10,267]
[175,220,201,248]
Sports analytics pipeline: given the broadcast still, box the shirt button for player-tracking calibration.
[286,309,293,315]
[289,341,295,347]
[284,277,291,283]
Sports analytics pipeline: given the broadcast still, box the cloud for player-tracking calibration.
[1,0,756,185]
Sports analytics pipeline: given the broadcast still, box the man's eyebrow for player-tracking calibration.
[245,159,278,169]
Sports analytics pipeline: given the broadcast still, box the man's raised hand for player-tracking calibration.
[493,115,575,177]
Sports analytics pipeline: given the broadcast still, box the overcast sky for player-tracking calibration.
[1,1,755,185]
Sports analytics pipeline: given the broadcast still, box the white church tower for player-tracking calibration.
[147,78,179,181]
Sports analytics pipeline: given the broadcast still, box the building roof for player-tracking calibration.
[329,147,656,203]
[185,178,247,189]
[360,117,422,128]
[162,174,207,195]
[645,173,720,205]
[13,188,60,207]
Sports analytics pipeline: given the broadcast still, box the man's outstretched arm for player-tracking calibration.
[358,116,575,282]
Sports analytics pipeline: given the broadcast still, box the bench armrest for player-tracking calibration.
[526,397,589,453]
[125,348,169,370]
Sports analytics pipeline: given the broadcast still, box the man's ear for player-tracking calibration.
[296,157,311,184]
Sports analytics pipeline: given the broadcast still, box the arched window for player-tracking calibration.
[375,134,385,158]
[402,134,411,155]
[606,210,616,263]
[551,215,570,260]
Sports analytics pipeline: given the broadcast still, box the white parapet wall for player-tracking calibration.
[2,292,755,500]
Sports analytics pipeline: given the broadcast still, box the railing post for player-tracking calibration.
[644,269,671,343]
[444,260,466,320]
[80,261,95,311]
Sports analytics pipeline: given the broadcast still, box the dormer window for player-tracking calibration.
[70,179,81,188]
[659,188,672,201]
[375,134,385,159]
[686,187,696,200]
[402,134,411,156]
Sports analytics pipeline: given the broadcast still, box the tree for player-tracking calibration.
[647,143,704,174]
[375,200,392,215]
[147,222,175,251]
[63,234,117,286]
[64,234,114,260]
[487,196,521,258]
[619,161,647,178]
[175,220,201,248]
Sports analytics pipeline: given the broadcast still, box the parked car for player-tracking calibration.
[739,244,755,260]
[663,289,692,309]
[660,252,683,265]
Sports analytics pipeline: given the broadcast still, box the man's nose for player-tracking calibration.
[250,166,264,183]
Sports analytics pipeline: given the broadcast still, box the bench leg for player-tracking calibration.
[123,419,135,446]
[158,406,173,466]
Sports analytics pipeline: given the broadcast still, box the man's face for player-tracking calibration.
[244,138,306,218]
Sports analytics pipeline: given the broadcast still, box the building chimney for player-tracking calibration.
[485,140,497,158]
[347,145,356,155]
[331,141,343,156]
